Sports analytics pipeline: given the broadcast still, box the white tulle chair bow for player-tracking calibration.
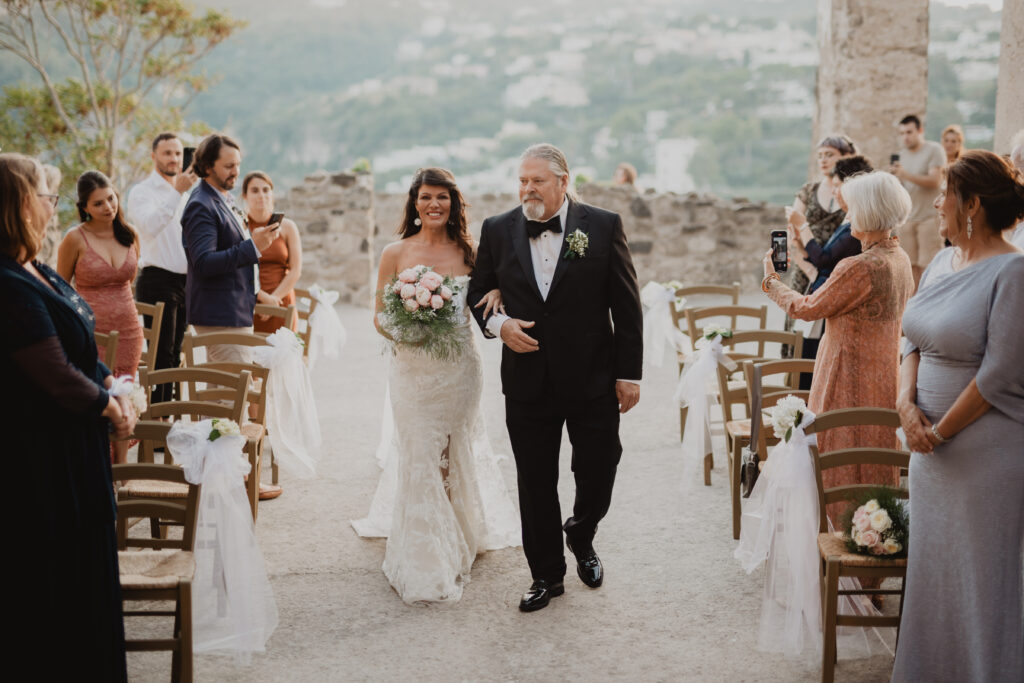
[640,281,689,367]
[672,333,737,484]
[734,408,821,656]
[252,328,322,478]
[166,420,278,658]
[307,284,346,370]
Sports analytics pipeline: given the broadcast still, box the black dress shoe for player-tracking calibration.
[518,579,564,612]
[566,538,603,588]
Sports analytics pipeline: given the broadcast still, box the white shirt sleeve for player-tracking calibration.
[126,182,180,239]
[485,312,510,339]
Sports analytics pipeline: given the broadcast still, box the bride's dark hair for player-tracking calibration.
[399,167,474,267]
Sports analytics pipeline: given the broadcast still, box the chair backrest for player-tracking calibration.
[684,304,768,345]
[181,330,270,425]
[113,457,200,551]
[94,329,119,370]
[254,302,297,336]
[803,408,909,533]
[139,365,250,417]
[292,287,318,358]
[669,282,740,345]
[134,300,165,371]
[712,330,805,424]
[743,358,815,455]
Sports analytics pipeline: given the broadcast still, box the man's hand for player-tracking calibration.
[173,169,197,194]
[616,381,640,414]
[251,222,281,252]
[500,318,539,353]
[889,161,904,180]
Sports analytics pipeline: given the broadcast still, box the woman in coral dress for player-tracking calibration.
[58,171,143,465]
[762,171,914,522]
[242,172,302,334]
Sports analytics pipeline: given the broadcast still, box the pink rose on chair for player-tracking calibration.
[439,285,453,300]
[853,509,871,532]
[415,287,432,306]
[869,543,887,555]
[398,268,419,283]
[859,529,881,548]
[400,283,417,300]
[419,271,444,291]
[430,294,444,310]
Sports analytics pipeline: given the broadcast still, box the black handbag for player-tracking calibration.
[741,364,765,498]
[740,446,760,498]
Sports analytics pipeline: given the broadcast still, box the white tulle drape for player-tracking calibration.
[167,420,278,659]
[640,281,689,368]
[307,284,346,371]
[673,334,735,484]
[252,328,321,478]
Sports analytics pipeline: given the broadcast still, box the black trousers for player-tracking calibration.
[135,266,187,402]
[505,390,622,582]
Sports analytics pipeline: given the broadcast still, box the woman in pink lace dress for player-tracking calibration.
[762,171,915,524]
[58,171,143,464]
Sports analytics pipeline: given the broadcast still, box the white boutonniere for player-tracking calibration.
[564,229,588,259]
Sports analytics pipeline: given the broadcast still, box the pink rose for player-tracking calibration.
[430,294,444,310]
[400,283,417,300]
[419,271,444,291]
[398,268,418,283]
[869,543,886,555]
[415,286,432,306]
[403,298,419,312]
[392,282,404,294]
[439,285,453,300]
[859,529,881,548]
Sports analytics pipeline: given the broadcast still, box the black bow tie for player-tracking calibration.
[525,215,562,239]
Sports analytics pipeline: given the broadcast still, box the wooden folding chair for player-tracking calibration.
[95,329,119,370]
[254,302,297,336]
[292,287,318,360]
[135,300,165,372]
[804,408,909,683]
[115,455,199,683]
[182,329,276,509]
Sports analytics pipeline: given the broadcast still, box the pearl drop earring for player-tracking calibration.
[967,215,973,239]
[414,217,422,226]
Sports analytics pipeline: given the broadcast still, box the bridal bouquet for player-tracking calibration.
[380,265,464,361]
[840,488,909,557]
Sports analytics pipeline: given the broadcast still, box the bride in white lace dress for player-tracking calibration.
[351,168,520,604]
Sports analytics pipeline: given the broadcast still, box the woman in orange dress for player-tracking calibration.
[242,171,302,334]
[761,171,914,523]
[58,171,143,465]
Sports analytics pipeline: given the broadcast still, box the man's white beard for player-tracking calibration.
[522,199,545,220]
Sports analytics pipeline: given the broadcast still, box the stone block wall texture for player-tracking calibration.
[811,0,929,174]
[994,0,1024,154]
[286,174,781,306]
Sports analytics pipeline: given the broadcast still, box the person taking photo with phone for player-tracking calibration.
[242,171,302,334]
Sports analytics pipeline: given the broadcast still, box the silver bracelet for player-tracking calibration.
[931,424,950,444]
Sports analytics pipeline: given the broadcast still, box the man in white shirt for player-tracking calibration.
[889,114,946,287]
[127,133,197,402]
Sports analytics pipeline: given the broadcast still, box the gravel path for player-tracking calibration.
[127,302,894,682]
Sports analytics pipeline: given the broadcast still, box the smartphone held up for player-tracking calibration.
[770,230,788,273]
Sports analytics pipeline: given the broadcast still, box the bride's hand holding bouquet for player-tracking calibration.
[378,265,465,361]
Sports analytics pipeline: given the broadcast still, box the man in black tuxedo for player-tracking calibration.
[468,143,643,612]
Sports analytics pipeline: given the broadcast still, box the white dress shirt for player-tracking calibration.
[1011,221,1024,249]
[126,170,189,273]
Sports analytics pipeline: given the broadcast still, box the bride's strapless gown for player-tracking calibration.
[351,275,520,604]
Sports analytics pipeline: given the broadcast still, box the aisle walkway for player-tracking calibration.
[128,303,894,682]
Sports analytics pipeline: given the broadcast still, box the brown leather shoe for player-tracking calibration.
[259,483,283,500]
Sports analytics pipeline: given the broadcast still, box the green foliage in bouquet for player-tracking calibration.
[380,267,465,362]
[838,486,909,558]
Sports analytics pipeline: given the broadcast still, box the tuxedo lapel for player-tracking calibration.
[546,200,587,298]
[510,211,543,301]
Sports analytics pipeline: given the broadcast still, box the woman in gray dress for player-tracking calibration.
[894,150,1024,683]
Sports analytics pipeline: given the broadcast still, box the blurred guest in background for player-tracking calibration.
[1010,129,1024,248]
[242,171,302,334]
[613,162,637,187]
[890,114,945,288]
[57,171,143,465]
[1,152,131,681]
[941,124,965,165]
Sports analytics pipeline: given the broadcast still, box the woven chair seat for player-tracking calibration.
[241,422,265,440]
[725,419,751,437]
[817,532,907,568]
[119,549,195,589]
[120,479,188,498]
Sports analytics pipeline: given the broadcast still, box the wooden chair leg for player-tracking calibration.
[679,405,688,442]
[180,579,193,683]
[271,449,279,485]
[730,438,743,539]
[703,452,713,486]
[821,558,840,683]
[245,441,259,521]
[171,596,181,683]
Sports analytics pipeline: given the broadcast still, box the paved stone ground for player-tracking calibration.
[127,301,895,682]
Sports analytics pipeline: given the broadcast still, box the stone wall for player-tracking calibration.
[285,173,782,304]
[994,0,1024,154]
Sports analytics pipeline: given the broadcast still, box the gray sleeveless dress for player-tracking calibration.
[892,252,1024,683]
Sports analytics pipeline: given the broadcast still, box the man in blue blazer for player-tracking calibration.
[180,134,279,362]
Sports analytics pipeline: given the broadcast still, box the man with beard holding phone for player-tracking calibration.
[127,133,197,401]
[181,134,280,363]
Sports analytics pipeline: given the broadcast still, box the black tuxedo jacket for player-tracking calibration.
[468,200,643,402]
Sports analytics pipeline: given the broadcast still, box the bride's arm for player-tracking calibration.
[374,243,400,340]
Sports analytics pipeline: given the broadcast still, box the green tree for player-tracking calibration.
[0,0,244,189]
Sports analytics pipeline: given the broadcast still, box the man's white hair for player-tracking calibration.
[841,171,913,235]
[521,143,578,200]
[1009,129,1024,171]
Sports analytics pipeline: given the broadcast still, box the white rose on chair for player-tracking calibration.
[702,323,733,340]
[768,395,807,442]
[209,418,241,441]
[129,384,148,415]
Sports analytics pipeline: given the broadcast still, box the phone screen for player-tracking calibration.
[268,212,284,227]
[890,153,900,165]
[183,146,195,171]
[771,232,788,272]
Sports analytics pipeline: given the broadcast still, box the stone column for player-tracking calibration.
[994,0,1024,154]
[811,0,929,174]
[277,171,375,307]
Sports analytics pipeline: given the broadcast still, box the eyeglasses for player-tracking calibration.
[37,194,60,208]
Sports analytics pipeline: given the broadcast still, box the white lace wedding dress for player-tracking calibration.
[351,275,520,604]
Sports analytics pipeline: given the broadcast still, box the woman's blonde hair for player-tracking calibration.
[0,153,45,262]
[840,171,912,235]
